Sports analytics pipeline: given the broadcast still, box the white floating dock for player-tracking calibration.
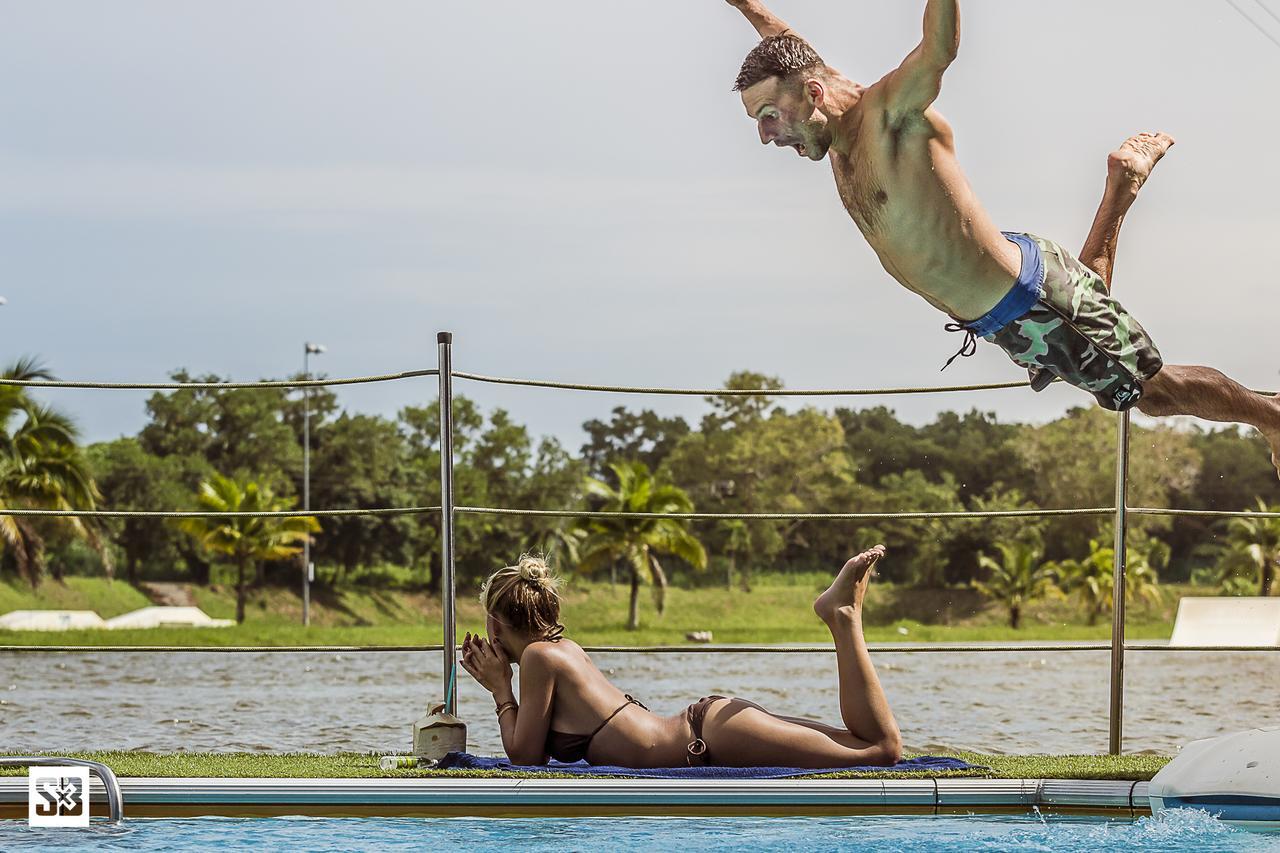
[0,610,106,631]
[0,606,234,631]
[0,777,1152,819]
[1168,598,1280,648]
[104,607,235,630]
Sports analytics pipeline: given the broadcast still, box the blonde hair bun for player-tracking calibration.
[518,555,554,587]
[479,554,565,642]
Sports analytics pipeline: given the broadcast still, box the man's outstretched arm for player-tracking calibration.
[883,0,960,118]
[724,0,798,40]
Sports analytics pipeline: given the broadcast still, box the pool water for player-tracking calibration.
[1,810,1276,851]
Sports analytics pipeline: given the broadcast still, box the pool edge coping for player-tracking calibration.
[0,777,1152,819]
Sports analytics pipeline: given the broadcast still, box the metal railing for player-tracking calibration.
[3,331,1279,757]
[0,757,124,823]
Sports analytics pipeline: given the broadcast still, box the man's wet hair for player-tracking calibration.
[733,35,826,92]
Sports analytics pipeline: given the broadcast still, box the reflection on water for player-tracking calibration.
[1,647,1275,755]
[0,812,1271,853]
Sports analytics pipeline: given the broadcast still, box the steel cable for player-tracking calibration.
[1,644,1274,654]
[0,369,439,391]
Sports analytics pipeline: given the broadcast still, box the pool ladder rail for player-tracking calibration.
[0,756,124,824]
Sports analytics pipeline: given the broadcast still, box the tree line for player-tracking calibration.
[3,362,1278,623]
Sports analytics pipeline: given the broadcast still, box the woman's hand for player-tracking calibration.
[460,631,513,697]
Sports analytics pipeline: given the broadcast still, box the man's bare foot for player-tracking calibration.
[1107,132,1176,194]
[814,545,885,623]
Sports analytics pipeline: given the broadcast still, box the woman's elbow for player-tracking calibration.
[508,747,546,767]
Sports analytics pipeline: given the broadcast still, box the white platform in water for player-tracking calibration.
[1149,727,1280,833]
[104,606,235,630]
[1168,597,1280,647]
[0,610,107,631]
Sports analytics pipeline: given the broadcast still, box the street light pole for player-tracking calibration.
[302,342,326,627]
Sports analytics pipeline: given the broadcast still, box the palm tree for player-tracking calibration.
[0,359,109,586]
[1223,498,1280,596]
[177,474,320,623]
[576,461,707,630]
[972,541,1060,629]
[1053,549,1108,627]
[1053,538,1164,625]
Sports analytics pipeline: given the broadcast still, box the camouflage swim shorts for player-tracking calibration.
[958,232,1164,412]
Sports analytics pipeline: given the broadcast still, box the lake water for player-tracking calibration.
[1,646,1276,755]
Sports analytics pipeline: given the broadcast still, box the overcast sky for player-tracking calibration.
[2,0,1278,451]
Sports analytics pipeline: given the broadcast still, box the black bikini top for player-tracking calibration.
[545,694,648,763]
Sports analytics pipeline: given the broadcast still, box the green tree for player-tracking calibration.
[699,371,784,433]
[306,413,416,583]
[580,407,690,478]
[140,371,310,492]
[0,359,107,586]
[858,470,965,587]
[836,406,936,486]
[1052,537,1165,625]
[1016,407,1200,561]
[1053,542,1110,626]
[945,486,1046,587]
[177,474,320,623]
[87,438,189,584]
[663,376,863,579]
[1221,498,1280,596]
[718,519,752,591]
[972,541,1060,629]
[398,398,584,591]
[1166,428,1278,577]
[917,410,1036,500]
[575,461,707,630]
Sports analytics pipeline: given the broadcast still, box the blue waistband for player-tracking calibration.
[965,232,1044,337]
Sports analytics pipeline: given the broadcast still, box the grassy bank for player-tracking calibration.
[0,575,1197,647]
[0,750,1170,781]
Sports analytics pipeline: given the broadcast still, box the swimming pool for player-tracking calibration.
[1,811,1274,852]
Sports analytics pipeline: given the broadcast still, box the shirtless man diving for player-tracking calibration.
[723,0,1280,477]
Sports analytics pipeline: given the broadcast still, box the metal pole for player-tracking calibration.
[1108,410,1131,755]
[303,347,311,627]
[437,331,458,715]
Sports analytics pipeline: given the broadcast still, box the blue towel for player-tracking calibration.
[437,752,980,779]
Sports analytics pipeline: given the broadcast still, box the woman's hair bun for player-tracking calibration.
[479,553,564,641]
[517,554,551,584]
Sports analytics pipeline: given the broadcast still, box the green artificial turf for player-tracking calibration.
[0,751,1169,781]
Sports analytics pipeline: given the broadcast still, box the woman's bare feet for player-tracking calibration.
[1107,132,1176,194]
[814,545,885,623]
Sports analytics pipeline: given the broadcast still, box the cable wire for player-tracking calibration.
[0,506,440,520]
[454,371,1030,397]
[5,505,1280,521]
[1,644,1274,654]
[455,506,1115,522]
[0,369,439,391]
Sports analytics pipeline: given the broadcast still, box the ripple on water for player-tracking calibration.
[4,813,1269,853]
[5,649,1279,755]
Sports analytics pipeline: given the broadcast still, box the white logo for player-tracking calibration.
[28,766,90,827]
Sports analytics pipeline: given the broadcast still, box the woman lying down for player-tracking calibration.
[459,548,903,769]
